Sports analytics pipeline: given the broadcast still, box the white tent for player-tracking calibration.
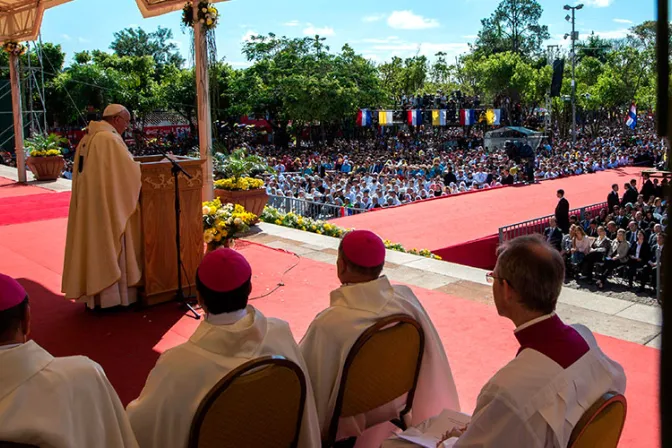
[0,0,224,198]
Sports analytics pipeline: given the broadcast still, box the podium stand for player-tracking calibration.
[135,155,205,306]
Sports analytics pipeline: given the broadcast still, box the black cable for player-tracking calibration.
[249,251,301,300]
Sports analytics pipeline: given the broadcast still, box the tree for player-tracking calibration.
[110,26,184,76]
[474,0,549,58]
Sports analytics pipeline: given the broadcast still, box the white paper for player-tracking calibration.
[395,409,471,447]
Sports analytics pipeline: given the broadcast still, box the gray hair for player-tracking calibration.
[495,235,565,314]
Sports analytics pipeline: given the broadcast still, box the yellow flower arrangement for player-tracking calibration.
[202,198,258,248]
[214,177,264,191]
[29,149,62,157]
[182,1,219,30]
[3,42,27,56]
[260,206,441,260]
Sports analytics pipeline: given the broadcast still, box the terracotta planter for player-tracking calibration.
[214,188,268,218]
[26,155,65,181]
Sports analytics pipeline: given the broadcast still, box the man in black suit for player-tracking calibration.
[627,230,650,288]
[621,183,638,207]
[443,167,457,186]
[501,169,514,185]
[641,173,655,201]
[640,232,665,291]
[555,189,570,234]
[543,217,564,251]
[607,184,620,212]
[625,221,639,247]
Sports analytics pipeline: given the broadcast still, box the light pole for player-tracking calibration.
[564,3,583,148]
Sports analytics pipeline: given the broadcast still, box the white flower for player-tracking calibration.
[200,18,205,23]
[234,218,242,226]
[227,218,233,225]
[202,206,210,215]
[204,233,214,243]
[201,7,208,12]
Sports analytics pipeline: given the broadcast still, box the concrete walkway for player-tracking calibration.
[250,223,662,349]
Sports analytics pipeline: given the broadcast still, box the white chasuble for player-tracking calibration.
[453,325,626,448]
[62,120,142,308]
[126,306,321,448]
[300,276,460,446]
[0,341,138,447]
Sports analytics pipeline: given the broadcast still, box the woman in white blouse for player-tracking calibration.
[571,226,593,264]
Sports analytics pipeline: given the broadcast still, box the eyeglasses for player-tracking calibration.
[486,271,504,284]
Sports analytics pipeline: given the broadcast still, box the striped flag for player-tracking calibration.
[431,109,447,126]
[460,109,476,126]
[625,104,637,129]
[356,109,372,126]
[407,109,421,126]
[378,110,394,126]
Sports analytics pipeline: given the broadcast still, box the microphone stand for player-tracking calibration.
[156,148,201,320]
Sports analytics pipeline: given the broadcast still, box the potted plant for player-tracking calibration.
[213,148,272,217]
[25,133,67,181]
[202,198,258,251]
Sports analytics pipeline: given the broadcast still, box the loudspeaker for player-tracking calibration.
[551,59,565,97]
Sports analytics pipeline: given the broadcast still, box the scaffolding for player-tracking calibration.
[0,35,48,153]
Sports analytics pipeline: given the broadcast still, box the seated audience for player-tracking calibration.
[570,226,592,266]
[640,233,665,292]
[300,230,460,445]
[438,235,626,447]
[626,230,651,288]
[0,273,138,447]
[127,249,321,448]
[596,229,631,289]
[582,226,611,281]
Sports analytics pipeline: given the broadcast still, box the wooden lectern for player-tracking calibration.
[134,155,205,306]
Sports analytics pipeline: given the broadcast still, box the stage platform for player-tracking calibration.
[0,177,660,448]
[333,167,643,269]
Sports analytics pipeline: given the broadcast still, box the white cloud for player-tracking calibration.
[590,28,629,39]
[584,0,614,7]
[241,30,259,42]
[613,18,633,24]
[387,10,439,30]
[362,53,381,62]
[283,20,300,27]
[78,37,90,43]
[361,36,401,44]
[61,34,71,41]
[363,14,386,23]
[462,34,478,39]
[303,24,335,36]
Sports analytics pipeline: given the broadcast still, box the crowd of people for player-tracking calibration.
[547,174,667,294]
[0,232,627,447]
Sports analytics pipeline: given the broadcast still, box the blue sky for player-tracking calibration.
[38,0,657,67]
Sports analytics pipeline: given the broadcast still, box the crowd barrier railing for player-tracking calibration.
[498,201,610,243]
[267,195,367,221]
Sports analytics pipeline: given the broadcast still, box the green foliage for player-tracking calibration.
[214,148,273,179]
[25,133,67,152]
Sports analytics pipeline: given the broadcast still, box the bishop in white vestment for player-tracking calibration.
[62,104,143,309]
[0,273,138,447]
[300,230,460,446]
[440,235,626,448]
[127,248,321,448]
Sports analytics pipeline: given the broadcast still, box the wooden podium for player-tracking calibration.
[135,155,205,306]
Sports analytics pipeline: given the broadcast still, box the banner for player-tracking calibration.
[407,109,421,126]
[356,109,372,126]
[431,109,447,126]
[460,109,476,126]
[378,110,394,126]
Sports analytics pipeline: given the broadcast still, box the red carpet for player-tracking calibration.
[0,176,54,198]
[334,168,643,268]
[0,215,659,448]
[0,191,71,226]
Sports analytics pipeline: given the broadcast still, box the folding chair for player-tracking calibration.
[567,391,627,448]
[323,314,425,447]
[188,355,307,448]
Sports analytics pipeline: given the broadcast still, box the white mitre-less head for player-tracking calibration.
[102,104,129,118]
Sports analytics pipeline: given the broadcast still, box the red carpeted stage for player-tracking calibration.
[0,177,659,447]
[333,167,643,269]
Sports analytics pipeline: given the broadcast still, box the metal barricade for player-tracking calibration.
[498,202,609,243]
[267,195,366,221]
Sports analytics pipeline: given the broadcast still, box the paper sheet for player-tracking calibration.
[395,409,471,447]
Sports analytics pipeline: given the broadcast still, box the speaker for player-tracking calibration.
[551,59,565,97]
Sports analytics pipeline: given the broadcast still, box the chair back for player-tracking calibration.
[324,314,425,446]
[568,392,627,448]
[188,355,307,448]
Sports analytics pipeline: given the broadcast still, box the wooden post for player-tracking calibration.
[9,53,26,183]
[193,6,214,201]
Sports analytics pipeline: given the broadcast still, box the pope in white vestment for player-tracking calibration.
[126,249,321,448]
[0,274,138,447]
[300,230,460,446]
[62,104,143,309]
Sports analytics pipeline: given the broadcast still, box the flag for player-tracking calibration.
[407,109,421,126]
[460,109,476,126]
[625,104,637,129]
[379,110,393,126]
[486,109,501,125]
[431,110,447,126]
[356,109,372,127]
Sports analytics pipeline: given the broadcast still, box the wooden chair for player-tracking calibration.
[324,314,425,447]
[188,355,307,448]
[568,392,627,448]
